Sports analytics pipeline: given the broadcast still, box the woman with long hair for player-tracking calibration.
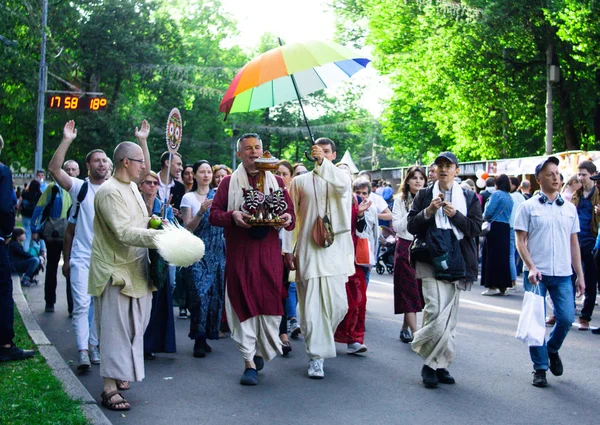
[561,174,581,203]
[481,174,514,295]
[182,164,194,193]
[211,164,232,189]
[392,165,427,342]
[180,160,226,358]
[138,171,176,360]
[275,159,297,354]
[18,179,42,252]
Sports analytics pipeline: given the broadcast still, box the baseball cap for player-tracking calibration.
[434,152,458,166]
[534,156,560,177]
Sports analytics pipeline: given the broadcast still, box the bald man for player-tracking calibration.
[63,160,80,178]
[89,122,161,411]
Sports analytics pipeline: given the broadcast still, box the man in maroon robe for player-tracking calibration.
[209,133,294,386]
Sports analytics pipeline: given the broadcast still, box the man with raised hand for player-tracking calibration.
[284,138,354,379]
[516,157,584,388]
[48,120,110,372]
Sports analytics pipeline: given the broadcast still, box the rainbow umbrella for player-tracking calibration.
[219,40,370,154]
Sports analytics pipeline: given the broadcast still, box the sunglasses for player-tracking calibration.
[143,180,158,186]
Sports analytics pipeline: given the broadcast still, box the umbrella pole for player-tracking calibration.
[289,74,317,162]
[279,38,316,162]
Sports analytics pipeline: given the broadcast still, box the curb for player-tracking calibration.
[12,276,112,425]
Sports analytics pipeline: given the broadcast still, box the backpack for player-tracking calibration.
[41,185,67,243]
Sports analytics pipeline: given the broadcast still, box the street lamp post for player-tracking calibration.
[34,0,48,172]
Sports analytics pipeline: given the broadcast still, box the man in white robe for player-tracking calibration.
[283,138,354,379]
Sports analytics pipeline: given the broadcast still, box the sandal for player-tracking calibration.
[116,380,130,391]
[101,390,130,411]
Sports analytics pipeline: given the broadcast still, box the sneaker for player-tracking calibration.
[532,370,547,387]
[545,316,556,327]
[548,352,563,376]
[45,304,55,313]
[578,318,590,331]
[308,358,325,379]
[399,328,413,343]
[481,289,502,296]
[89,346,101,365]
[436,368,455,384]
[421,365,439,388]
[178,308,188,319]
[290,319,301,339]
[21,277,32,287]
[0,344,35,362]
[77,351,91,371]
[346,342,368,355]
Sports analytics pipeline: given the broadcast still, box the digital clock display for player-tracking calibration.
[47,95,108,111]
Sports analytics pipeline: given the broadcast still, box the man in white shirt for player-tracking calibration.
[515,156,585,388]
[284,138,354,379]
[48,120,111,371]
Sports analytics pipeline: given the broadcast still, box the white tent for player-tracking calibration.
[340,150,359,174]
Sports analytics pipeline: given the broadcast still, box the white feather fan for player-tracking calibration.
[154,222,205,267]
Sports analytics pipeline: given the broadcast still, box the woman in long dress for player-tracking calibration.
[392,166,426,343]
[480,174,514,295]
[181,160,226,358]
[140,171,176,359]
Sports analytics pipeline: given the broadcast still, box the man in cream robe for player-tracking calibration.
[89,124,161,411]
[283,138,354,379]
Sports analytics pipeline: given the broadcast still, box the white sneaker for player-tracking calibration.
[308,358,325,379]
[77,351,91,371]
[346,342,368,355]
[481,289,502,296]
[89,345,100,365]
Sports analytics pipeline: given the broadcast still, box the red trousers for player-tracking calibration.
[334,265,367,344]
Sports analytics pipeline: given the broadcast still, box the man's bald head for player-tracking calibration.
[114,142,142,169]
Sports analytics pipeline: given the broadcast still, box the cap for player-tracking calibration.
[434,151,458,166]
[534,156,560,176]
[590,174,600,181]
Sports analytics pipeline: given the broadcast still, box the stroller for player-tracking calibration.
[375,226,396,275]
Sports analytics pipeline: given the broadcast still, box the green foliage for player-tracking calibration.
[0,308,88,425]
[1,0,383,174]
[334,0,600,163]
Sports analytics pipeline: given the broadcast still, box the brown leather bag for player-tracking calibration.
[312,175,334,248]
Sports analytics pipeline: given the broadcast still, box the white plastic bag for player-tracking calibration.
[515,285,546,347]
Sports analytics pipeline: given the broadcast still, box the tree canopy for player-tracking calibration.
[333,0,600,164]
[1,0,385,175]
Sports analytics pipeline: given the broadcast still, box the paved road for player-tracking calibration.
[23,270,599,425]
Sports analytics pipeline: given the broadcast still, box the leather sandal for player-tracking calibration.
[101,390,130,411]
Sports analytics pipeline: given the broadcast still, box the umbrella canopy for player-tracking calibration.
[219,40,370,118]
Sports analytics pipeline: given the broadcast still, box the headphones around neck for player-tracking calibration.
[539,193,564,206]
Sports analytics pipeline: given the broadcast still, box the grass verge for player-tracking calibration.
[0,306,89,425]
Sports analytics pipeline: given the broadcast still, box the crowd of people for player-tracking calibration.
[0,122,598,412]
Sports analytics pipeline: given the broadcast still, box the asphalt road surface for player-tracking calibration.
[24,270,599,425]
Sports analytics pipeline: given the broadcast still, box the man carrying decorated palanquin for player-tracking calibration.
[209,133,294,386]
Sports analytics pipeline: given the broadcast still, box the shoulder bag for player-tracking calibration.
[312,175,334,248]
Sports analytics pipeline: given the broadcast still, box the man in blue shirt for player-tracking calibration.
[571,160,599,330]
[516,157,584,387]
[0,134,35,362]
